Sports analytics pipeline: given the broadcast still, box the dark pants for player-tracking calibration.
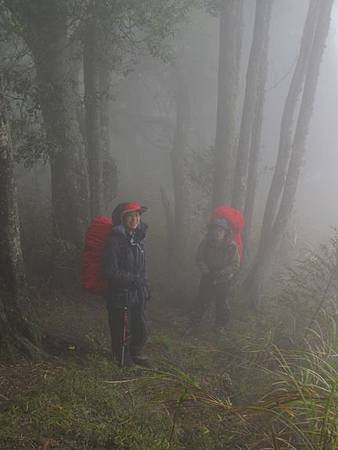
[191,274,230,327]
[107,299,147,365]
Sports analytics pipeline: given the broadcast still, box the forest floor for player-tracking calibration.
[0,289,334,450]
[0,289,262,450]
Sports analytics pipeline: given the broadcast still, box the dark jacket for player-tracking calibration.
[103,222,149,307]
[196,235,240,281]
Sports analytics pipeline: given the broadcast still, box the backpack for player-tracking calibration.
[212,206,245,260]
[80,216,112,296]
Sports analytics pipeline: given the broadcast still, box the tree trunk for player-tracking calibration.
[0,88,38,357]
[6,0,90,246]
[257,0,320,249]
[248,0,333,305]
[231,0,274,211]
[242,90,263,254]
[160,187,175,272]
[243,9,270,251]
[100,68,118,211]
[267,0,333,254]
[83,2,118,216]
[36,37,89,245]
[212,1,243,207]
[83,16,104,217]
[170,67,190,279]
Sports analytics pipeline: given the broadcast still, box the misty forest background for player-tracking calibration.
[0,0,337,449]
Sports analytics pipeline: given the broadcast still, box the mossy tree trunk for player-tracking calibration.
[0,89,39,357]
[5,0,90,246]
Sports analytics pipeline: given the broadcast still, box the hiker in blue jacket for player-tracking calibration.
[191,217,240,332]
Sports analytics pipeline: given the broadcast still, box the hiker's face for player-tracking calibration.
[209,225,226,241]
[123,211,141,231]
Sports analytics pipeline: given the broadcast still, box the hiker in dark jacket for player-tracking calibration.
[191,217,240,331]
[103,202,150,367]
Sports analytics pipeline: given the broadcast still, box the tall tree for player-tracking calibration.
[83,6,105,217]
[4,0,90,246]
[232,0,274,211]
[170,66,191,278]
[82,0,196,217]
[243,6,270,250]
[83,0,118,217]
[99,61,118,212]
[212,0,243,207]
[0,81,38,356]
[248,0,334,304]
[258,0,320,248]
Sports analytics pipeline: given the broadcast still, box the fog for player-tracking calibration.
[1,1,337,448]
[111,1,338,243]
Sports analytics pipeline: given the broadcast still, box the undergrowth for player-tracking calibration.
[0,235,337,449]
[0,357,176,450]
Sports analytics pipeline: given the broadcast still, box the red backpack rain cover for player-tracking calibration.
[212,206,245,260]
[81,216,112,296]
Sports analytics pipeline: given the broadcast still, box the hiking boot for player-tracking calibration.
[132,355,151,368]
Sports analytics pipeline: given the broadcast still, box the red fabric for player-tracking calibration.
[112,201,147,224]
[81,216,112,296]
[123,201,143,213]
[212,206,245,260]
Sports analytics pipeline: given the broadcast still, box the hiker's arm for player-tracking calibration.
[212,243,240,285]
[196,239,209,275]
[139,256,151,301]
[223,242,240,277]
[143,266,151,301]
[103,239,139,288]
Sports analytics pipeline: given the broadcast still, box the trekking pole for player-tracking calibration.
[120,305,129,367]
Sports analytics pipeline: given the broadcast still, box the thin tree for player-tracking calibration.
[82,0,196,217]
[248,0,334,304]
[170,66,191,278]
[212,0,243,207]
[242,93,263,252]
[258,0,320,246]
[243,10,270,250]
[232,0,274,212]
